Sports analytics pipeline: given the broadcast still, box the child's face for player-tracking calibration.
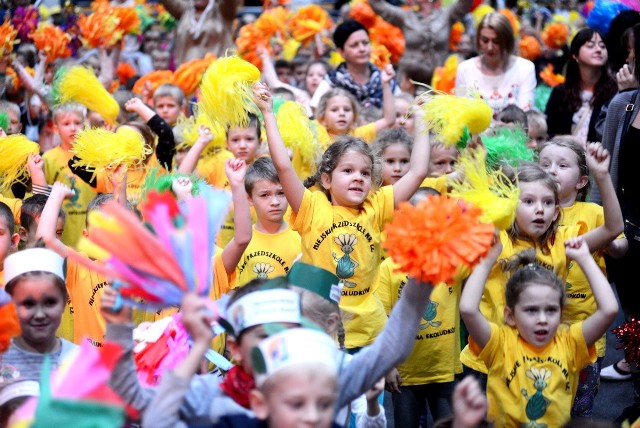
[515,181,559,240]
[276,66,293,85]
[527,124,547,149]
[504,284,562,347]
[7,110,22,134]
[254,366,337,428]
[321,96,355,135]
[457,34,473,57]
[12,276,65,347]
[154,95,181,126]
[152,50,171,71]
[305,64,327,95]
[381,143,411,185]
[227,126,260,163]
[87,111,107,129]
[250,180,288,224]
[428,144,458,177]
[321,150,372,208]
[538,145,587,204]
[292,64,308,86]
[393,98,414,132]
[54,112,84,146]
[20,217,64,249]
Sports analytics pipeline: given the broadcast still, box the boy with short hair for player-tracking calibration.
[152,83,185,127]
[0,201,20,286]
[526,109,548,149]
[18,194,65,249]
[236,157,301,286]
[43,103,98,248]
[0,100,23,134]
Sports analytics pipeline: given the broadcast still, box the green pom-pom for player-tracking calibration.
[49,66,68,106]
[0,112,8,133]
[456,126,471,149]
[535,84,553,112]
[483,125,534,170]
[141,167,203,200]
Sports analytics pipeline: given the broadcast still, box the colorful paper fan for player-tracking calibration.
[132,70,175,97]
[613,317,640,367]
[199,56,261,131]
[11,6,38,42]
[117,62,137,85]
[383,195,495,285]
[235,23,270,69]
[539,64,565,88]
[432,54,459,95]
[518,35,541,61]
[289,5,333,46]
[369,19,405,64]
[29,22,72,63]
[254,6,291,40]
[448,147,520,230]
[78,10,122,48]
[541,22,569,49]
[276,101,321,178]
[51,66,120,124]
[173,54,217,96]
[349,0,378,29]
[0,20,18,56]
[113,6,141,35]
[418,89,493,146]
[0,288,20,352]
[482,125,533,169]
[70,185,231,309]
[0,134,40,193]
[448,21,465,51]
[71,126,152,178]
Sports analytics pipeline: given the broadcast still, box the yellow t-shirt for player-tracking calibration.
[0,195,21,225]
[43,147,98,248]
[94,168,150,210]
[561,202,610,357]
[419,176,448,194]
[292,185,394,348]
[236,226,302,287]
[460,225,586,373]
[475,322,595,427]
[316,122,378,150]
[55,297,75,343]
[377,258,462,385]
[66,257,109,347]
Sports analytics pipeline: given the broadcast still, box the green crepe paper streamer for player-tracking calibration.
[135,5,156,33]
[535,84,553,112]
[158,11,177,31]
[49,66,68,106]
[483,125,534,170]
[0,112,8,133]
[141,167,202,200]
[456,126,471,149]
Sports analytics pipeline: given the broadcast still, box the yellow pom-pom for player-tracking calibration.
[176,104,226,153]
[448,148,519,230]
[418,89,493,146]
[0,134,39,193]
[71,126,151,179]
[199,56,261,130]
[276,101,321,179]
[53,66,120,124]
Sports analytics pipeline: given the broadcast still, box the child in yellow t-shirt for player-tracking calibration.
[43,103,98,249]
[235,157,301,287]
[459,237,617,427]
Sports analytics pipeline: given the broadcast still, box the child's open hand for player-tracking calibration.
[252,82,273,113]
[564,236,590,261]
[385,368,402,393]
[451,375,487,428]
[381,64,395,85]
[224,158,247,188]
[124,97,145,113]
[172,176,194,201]
[100,285,133,324]
[181,293,215,345]
[585,142,610,178]
[51,182,75,200]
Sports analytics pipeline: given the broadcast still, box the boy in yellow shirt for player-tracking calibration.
[235,157,301,287]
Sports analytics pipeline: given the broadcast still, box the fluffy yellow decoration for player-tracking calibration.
[418,89,492,146]
[448,147,519,230]
[71,126,151,178]
[53,66,120,124]
[277,101,320,179]
[176,104,226,152]
[199,56,260,130]
[0,134,39,193]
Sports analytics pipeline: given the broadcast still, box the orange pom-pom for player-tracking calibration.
[236,23,270,69]
[113,6,141,35]
[78,10,122,48]
[255,6,291,40]
[0,302,21,352]
[0,20,18,57]
[518,35,541,61]
[432,54,459,94]
[117,62,137,85]
[349,0,378,29]
[289,5,333,46]
[541,22,569,49]
[383,195,495,285]
[370,42,391,69]
[539,64,565,87]
[369,18,405,64]
[132,70,174,97]
[30,23,73,63]
[449,21,465,51]
[499,8,520,35]
[173,54,217,96]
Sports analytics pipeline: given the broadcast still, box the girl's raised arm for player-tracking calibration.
[459,238,502,349]
[565,237,618,347]
[372,65,396,132]
[391,109,430,206]
[253,83,306,213]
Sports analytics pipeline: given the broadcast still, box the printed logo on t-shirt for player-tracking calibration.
[333,234,358,288]
[66,175,82,208]
[521,367,551,427]
[253,262,275,279]
[419,299,442,330]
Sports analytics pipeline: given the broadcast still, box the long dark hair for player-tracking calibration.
[561,28,617,114]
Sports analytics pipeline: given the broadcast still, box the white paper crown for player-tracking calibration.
[4,248,65,286]
[223,288,301,336]
[252,328,340,387]
[0,379,40,406]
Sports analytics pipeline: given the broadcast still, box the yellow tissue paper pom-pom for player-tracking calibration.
[276,101,321,179]
[0,134,39,193]
[418,89,493,146]
[71,126,151,179]
[199,56,261,131]
[448,147,520,230]
[175,104,226,153]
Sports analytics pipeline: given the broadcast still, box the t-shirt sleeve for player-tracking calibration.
[472,322,500,367]
[568,321,597,371]
[354,123,377,143]
[291,188,316,235]
[210,247,233,299]
[374,185,395,226]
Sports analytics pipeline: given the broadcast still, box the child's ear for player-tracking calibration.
[82,228,89,238]
[10,233,20,250]
[247,194,254,207]
[553,205,560,222]
[250,389,269,420]
[18,226,28,243]
[226,336,243,364]
[325,312,340,336]
[576,175,589,191]
[320,173,331,190]
[504,306,516,327]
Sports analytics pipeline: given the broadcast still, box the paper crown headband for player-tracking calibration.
[287,262,342,304]
[4,248,64,286]
[0,380,39,406]
[251,328,340,387]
